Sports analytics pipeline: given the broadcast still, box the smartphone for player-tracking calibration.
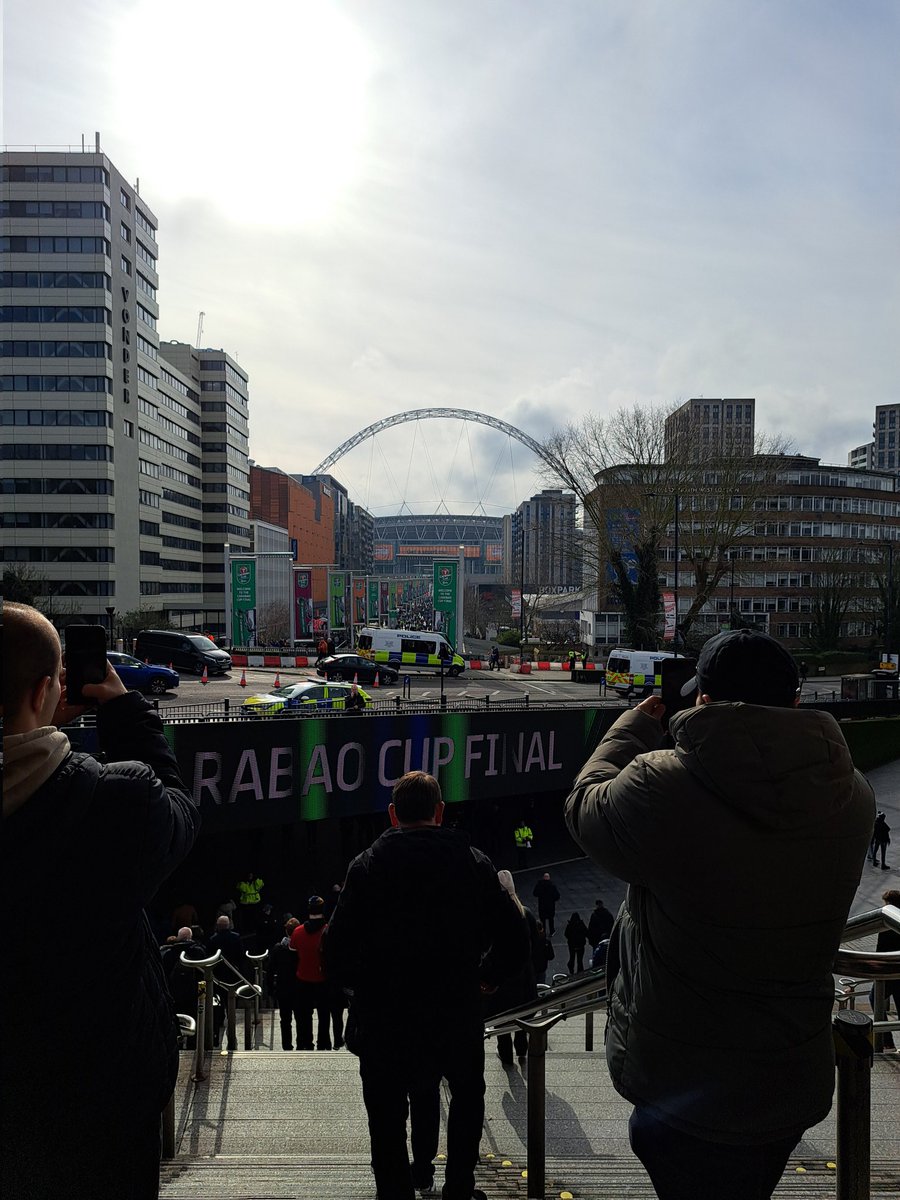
[64,625,109,704]
[659,657,698,732]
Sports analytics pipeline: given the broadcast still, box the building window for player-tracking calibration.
[123,418,134,437]
[0,374,112,393]
[120,222,131,243]
[120,189,131,210]
[0,165,110,184]
[0,236,111,255]
[0,340,111,359]
[120,255,132,276]
[135,208,156,241]
[0,200,111,219]
[0,271,111,291]
[136,303,157,330]
[136,273,156,300]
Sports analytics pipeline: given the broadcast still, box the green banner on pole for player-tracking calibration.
[329,571,348,631]
[433,560,458,647]
[367,579,380,624]
[231,559,257,646]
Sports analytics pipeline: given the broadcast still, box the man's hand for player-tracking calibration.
[635,695,666,722]
[52,661,128,726]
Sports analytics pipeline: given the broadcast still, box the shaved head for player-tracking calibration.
[2,603,62,723]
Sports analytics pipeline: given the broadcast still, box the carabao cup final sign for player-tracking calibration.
[169,707,615,829]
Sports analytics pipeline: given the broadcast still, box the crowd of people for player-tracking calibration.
[3,604,891,1200]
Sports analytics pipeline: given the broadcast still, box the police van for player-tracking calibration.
[605,648,676,698]
[356,627,466,676]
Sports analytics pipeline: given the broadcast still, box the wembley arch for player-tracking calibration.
[311,407,551,476]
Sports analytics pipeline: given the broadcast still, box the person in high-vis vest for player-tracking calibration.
[514,820,533,868]
[237,871,264,932]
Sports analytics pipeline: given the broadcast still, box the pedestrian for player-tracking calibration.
[346,683,366,712]
[564,911,589,974]
[254,902,280,953]
[533,919,555,984]
[565,628,873,1200]
[871,811,891,868]
[208,913,245,974]
[513,818,534,869]
[269,917,301,1050]
[236,870,264,932]
[875,889,900,1051]
[317,636,328,664]
[325,770,522,1200]
[1,602,199,1198]
[568,649,577,672]
[532,871,560,935]
[171,900,199,933]
[290,895,331,1050]
[587,898,615,949]
[489,646,500,670]
[161,927,207,1039]
[485,870,537,1066]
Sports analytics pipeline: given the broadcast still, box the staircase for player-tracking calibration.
[160,1013,900,1199]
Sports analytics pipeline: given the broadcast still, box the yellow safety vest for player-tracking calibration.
[237,878,263,906]
[514,825,533,849]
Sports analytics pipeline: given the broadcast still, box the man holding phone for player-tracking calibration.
[565,629,874,1200]
[1,602,200,1199]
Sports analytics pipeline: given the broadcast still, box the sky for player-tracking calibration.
[4,0,899,518]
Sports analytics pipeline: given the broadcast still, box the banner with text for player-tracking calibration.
[293,568,313,638]
[662,590,676,641]
[432,559,459,647]
[230,559,257,647]
[352,577,367,626]
[328,571,348,633]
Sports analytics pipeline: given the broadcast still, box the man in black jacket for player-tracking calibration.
[532,871,560,934]
[1,602,200,1199]
[325,771,522,1200]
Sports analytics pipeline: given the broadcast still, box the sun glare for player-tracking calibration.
[112,0,373,226]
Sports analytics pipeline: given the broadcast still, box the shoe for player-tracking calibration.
[882,864,890,869]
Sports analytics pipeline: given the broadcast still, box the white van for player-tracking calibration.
[605,648,676,698]
[356,627,466,676]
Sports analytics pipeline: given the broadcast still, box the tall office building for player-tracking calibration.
[1,146,250,632]
[664,397,756,461]
[871,404,900,472]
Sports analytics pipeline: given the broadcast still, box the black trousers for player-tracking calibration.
[276,984,301,1050]
[628,1107,802,1200]
[359,1025,485,1200]
[294,980,331,1049]
[567,945,585,974]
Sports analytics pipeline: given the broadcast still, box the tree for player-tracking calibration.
[257,601,291,645]
[2,566,47,607]
[806,555,857,651]
[541,403,792,649]
[118,608,176,643]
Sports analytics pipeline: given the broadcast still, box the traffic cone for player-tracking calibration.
[239,668,247,687]
[200,665,209,685]
[373,672,379,688]
[274,671,281,688]
[353,673,359,685]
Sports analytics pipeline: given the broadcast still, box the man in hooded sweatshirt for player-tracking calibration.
[565,628,874,1200]
[1,601,199,1199]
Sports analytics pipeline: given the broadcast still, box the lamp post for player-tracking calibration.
[519,523,526,648]
[729,550,737,629]
[104,605,115,646]
[673,494,680,656]
[886,537,894,671]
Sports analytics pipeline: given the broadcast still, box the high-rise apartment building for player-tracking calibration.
[664,397,756,461]
[1,147,250,632]
[871,404,900,472]
[511,489,579,590]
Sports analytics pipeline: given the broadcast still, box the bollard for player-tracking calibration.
[833,1009,873,1200]
[224,697,230,715]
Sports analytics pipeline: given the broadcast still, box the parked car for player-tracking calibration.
[107,651,180,696]
[242,679,372,715]
[135,629,232,675]
[316,653,399,685]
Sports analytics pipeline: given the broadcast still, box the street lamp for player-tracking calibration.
[885,537,894,671]
[729,550,737,629]
[672,494,680,656]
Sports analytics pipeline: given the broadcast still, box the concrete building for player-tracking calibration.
[511,489,579,591]
[581,455,900,652]
[664,397,756,461]
[249,519,292,641]
[848,442,875,470]
[871,404,900,473]
[0,146,250,634]
[292,473,373,574]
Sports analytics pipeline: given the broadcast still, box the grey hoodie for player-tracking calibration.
[566,702,874,1145]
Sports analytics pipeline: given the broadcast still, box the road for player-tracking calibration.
[154,665,613,711]
[153,665,846,712]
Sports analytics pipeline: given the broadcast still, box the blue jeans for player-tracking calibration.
[628,1107,802,1200]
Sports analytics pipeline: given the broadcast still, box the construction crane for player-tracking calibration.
[195,311,205,349]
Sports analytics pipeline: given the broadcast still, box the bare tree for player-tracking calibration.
[541,403,792,648]
[806,554,858,651]
[257,601,291,645]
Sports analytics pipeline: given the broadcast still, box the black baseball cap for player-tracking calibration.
[679,629,800,706]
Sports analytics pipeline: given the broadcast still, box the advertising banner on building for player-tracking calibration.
[511,588,522,619]
[433,559,459,646]
[352,577,367,626]
[293,568,313,638]
[328,571,348,632]
[380,581,389,622]
[662,590,676,641]
[367,579,380,623]
[230,559,257,646]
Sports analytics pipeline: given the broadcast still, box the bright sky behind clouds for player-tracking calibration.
[4,0,899,516]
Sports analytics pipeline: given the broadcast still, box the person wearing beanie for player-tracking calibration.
[290,895,331,1050]
[566,627,874,1199]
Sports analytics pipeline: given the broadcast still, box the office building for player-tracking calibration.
[511,489,579,590]
[0,146,250,633]
[664,397,756,461]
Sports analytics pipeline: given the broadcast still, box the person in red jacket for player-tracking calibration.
[290,896,331,1050]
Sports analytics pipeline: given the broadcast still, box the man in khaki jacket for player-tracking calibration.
[566,629,874,1200]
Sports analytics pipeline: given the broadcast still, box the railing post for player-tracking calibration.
[226,987,237,1050]
[243,1001,253,1050]
[203,965,215,1050]
[833,1009,872,1200]
[524,1022,548,1200]
[871,980,888,1053]
[161,1095,175,1158]
[193,983,208,1081]
[585,1009,594,1052]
